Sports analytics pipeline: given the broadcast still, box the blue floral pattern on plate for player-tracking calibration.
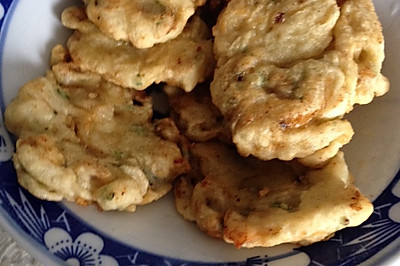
[0,0,399,265]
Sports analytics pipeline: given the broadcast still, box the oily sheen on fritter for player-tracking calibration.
[4,46,189,212]
[175,142,373,248]
[210,0,389,163]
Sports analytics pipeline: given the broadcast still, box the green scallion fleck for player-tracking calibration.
[131,124,148,136]
[270,201,293,212]
[114,150,123,160]
[106,192,115,201]
[56,88,69,100]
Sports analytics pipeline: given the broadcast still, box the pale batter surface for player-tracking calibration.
[175,142,373,248]
[5,46,189,212]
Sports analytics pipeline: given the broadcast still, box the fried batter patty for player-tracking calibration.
[211,51,355,162]
[4,46,189,211]
[334,0,389,104]
[84,0,206,48]
[210,0,388,162]
[213,0,340,66]
[62,6,215,92]
[164,84,230,142]
[175,142,373,248]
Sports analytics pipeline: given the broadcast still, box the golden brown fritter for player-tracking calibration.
[334,0,389,104]
[175,142,373,248]
[210,0,388,162]
[4,45,189,211]
[83,0,206,48]
[62,6,215,92]
[213,0,340,66]
[211,51,355,162]
[164,84,230,142]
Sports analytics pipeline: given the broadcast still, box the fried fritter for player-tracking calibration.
[334,0,389,104]
[62,6,215,92]
[4,45,189,212]
[211,51,355,161]
[210,0,388,162]
[213,0,340,66]
[83,0,206,48]
[164,84,230,142]
[175,142,373,248]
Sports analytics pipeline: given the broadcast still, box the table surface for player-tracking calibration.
[0,226,42,266]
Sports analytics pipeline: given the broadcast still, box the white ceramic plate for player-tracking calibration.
[1,0,400,265]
